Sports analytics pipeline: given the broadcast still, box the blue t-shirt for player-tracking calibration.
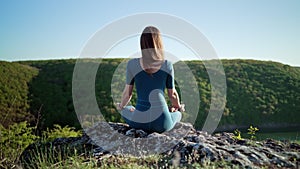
[126,58,174,111]
[122,58,182,133]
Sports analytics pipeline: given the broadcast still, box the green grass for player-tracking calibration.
[24,153,242,169]
[0,121,82,169]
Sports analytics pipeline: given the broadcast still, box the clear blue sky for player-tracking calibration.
[1,0,299,66]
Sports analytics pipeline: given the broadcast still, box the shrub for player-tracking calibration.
[0,121,38,168]
[42,124,82,142]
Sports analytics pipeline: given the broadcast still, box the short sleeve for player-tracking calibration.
[166,61,174,89]
[126,60,135,85]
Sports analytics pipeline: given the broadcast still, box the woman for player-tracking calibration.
[117,26,184,133]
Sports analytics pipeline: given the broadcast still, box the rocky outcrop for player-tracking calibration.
[21,122,300,168]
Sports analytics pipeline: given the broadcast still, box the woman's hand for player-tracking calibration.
[116,103,135,112]
[169,103,185,112]
[179,104,185,112]
[169,106,177,112]
[116,103,124,110]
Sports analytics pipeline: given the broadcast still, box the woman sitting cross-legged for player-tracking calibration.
[117,26,185,133]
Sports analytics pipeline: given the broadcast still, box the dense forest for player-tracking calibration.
[0,61,38,127]
[0,59,299,132]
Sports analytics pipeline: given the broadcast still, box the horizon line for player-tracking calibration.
[2,56,299,67]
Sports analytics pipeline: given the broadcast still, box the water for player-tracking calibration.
[255,131,300,143]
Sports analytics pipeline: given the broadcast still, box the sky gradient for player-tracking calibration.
[1,0,299,66]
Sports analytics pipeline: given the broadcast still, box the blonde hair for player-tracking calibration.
[140,26,164,73]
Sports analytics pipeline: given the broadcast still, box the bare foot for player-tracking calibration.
[130,107,135,112]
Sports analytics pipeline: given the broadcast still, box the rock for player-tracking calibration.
[20,122,300,168]
[125,128,148,138]
[291,142,300,151]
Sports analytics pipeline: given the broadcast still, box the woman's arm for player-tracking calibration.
[118,84,134,110]
[167,88,184,112]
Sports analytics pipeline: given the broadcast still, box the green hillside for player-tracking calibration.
[1,59,299,132]
[215,60,300,131]
[0,61,38,127]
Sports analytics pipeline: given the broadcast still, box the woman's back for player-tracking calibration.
[126,58,174,111]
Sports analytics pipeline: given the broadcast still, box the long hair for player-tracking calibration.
[140,26,164,74]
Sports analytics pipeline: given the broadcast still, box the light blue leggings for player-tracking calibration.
[121,105,182,133]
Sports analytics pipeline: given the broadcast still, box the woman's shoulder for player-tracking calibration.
[127,58,139,66]
[159,59,173,73]
[127,58,142,74]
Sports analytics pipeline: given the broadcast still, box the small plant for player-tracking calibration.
[42,124,82,142]
[233,129,243,140]
[247,125,259,140]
